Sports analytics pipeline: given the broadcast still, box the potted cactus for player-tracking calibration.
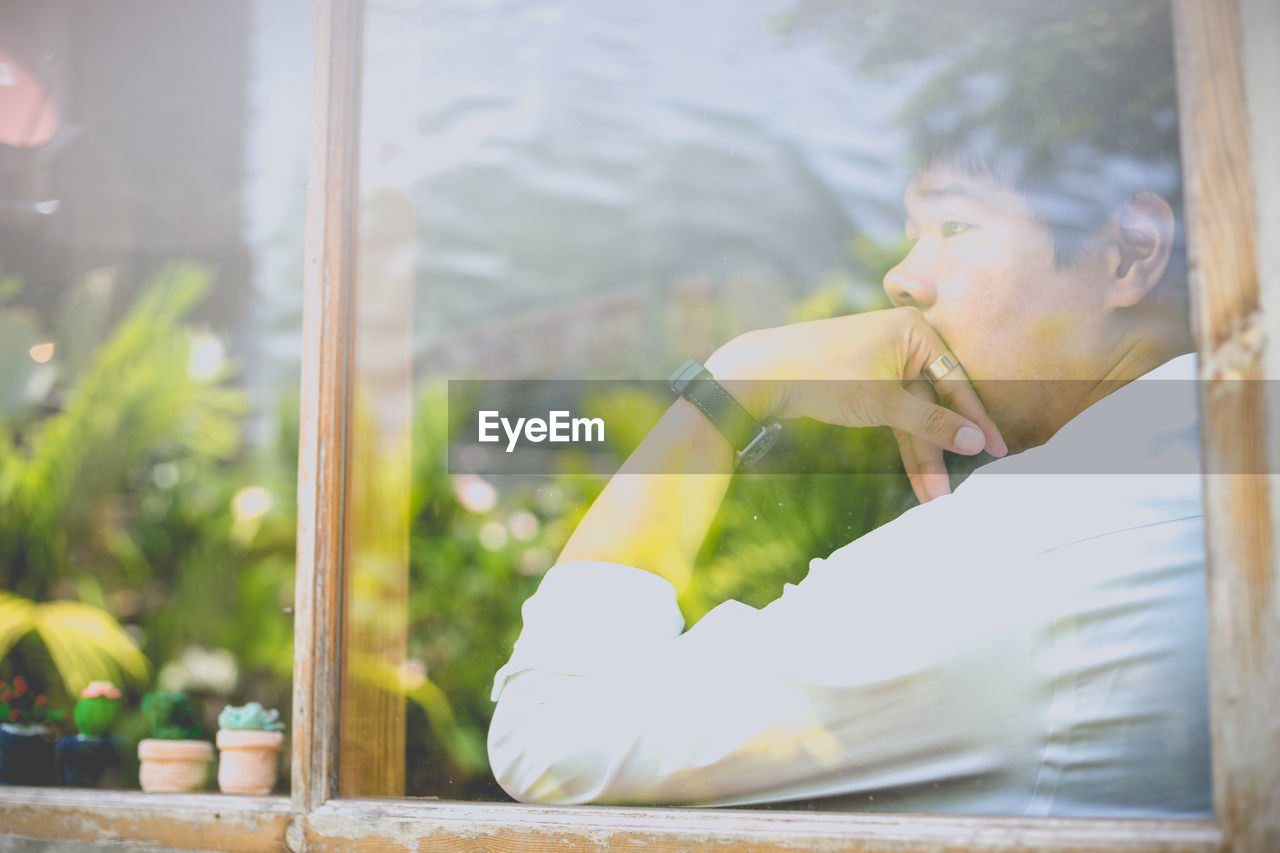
[0,676,63,785]
[216,702,285,795]
[56,681,123,787]
[137,691,211,792]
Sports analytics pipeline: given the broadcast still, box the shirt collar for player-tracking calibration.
[978,352,1200,477]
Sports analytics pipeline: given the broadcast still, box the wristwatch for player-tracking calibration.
[668,359,782,469]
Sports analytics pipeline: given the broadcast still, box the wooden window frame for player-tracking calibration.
[1,0,1275,849]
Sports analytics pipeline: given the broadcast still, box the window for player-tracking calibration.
[2,0,1276,850]
[0,0,301,798]
[350,0,1211,816]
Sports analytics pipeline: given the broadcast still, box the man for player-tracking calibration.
[486,68,1208,817]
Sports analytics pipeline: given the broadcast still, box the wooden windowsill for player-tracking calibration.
[0,787,290,852]
[296,798,1224,853]
[0,789,1225,853]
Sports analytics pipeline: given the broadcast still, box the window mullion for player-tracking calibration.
[1173,0,1279,851]
[293,0,364,817]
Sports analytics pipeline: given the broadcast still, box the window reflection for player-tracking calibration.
[355,0,1203,814]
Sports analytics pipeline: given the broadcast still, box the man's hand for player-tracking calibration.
[705,307,1007,502]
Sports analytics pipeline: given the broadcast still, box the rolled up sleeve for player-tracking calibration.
[487,561,687,803]
[487,492,1036,807]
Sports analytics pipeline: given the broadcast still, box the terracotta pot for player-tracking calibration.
[216,729,285,795]
[138,738,213,792]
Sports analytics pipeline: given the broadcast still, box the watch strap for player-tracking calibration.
[669,359,779,467]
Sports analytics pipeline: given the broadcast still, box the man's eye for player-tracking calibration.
[941,220,973,237]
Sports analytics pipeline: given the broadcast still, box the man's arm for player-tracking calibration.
[490,487,1040,807]
[491,308,1010,804]
[555,397,735,591]
[558,307,1009,590]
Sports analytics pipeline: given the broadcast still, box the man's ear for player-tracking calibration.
[1108,192,1175,307]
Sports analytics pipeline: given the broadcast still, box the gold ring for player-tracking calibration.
[924,352,960,382]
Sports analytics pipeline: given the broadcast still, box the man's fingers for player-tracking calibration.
[913,435,951,500]
[892,428,928,504]
[930,369,1008,457]
[894,426,951,503]
[900,310,1008,457]
[896,381,951,502]
[885,389,990,456]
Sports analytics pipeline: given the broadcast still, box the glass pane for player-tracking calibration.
[0,0,311,792]
[351,0,1209,816]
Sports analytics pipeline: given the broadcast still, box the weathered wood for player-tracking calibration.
[0,789,289,852]
[294,0,364,815]
[295,799,1222,853]
[1173,1,1280,853]
[0,791,1224,853]
[339,189,415,797]
[1238,0,1280,352]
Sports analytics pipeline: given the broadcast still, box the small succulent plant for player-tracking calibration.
[217,701,285,732]
[141,690,204,740]
[73,681,123,737]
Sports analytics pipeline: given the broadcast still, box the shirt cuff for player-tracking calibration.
[490,561,686,702]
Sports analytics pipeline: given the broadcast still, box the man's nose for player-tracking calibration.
[882,262,937,309]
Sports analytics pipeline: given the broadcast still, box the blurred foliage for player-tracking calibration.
[0,675,63,727]
[0,262,296,788]
[0,265,243,596]
[141,690,204,740]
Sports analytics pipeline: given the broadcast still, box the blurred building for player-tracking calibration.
[0,1,253,332]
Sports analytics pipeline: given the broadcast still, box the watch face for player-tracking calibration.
[737,422,782,468]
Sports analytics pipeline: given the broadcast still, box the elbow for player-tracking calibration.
[487,681,628,805]
[488,728,583,804]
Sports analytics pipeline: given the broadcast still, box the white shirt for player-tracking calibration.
[488,354,1211,816]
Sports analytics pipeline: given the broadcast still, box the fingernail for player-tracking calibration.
[954,426,984,454]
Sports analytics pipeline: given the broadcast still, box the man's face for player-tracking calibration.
[883,167,1114,445]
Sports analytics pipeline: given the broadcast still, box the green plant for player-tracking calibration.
[0,263,254,702]
[141,690,203,740]
[0,265,243,595]
[217,701,284,732]
[0,261,297,790]
[72,680,122,737]
[0,676,64,728]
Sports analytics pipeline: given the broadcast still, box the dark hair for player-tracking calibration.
[906,1,1184,269]
[919,109,1183,271]
[780,0,1184,270]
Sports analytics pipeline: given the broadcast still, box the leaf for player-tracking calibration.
[0,592,36,661]
[29,599,150,696]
